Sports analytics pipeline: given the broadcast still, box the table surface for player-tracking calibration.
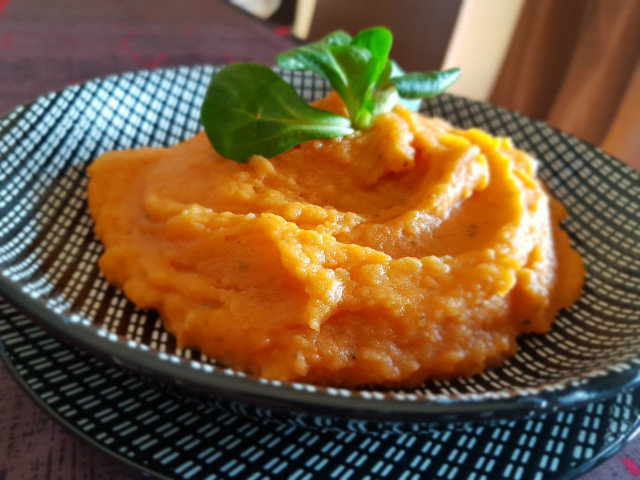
[0,0,638,478]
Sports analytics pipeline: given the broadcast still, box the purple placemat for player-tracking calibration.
[0,0,296,115]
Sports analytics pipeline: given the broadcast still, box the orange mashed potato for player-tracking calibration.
[87,93,584,387]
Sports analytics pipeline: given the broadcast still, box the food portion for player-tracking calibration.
[88,90,583,386]
[87,27,583,387]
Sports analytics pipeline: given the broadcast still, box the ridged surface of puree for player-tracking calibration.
[87,93,584,387]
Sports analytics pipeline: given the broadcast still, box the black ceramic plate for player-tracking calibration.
[2,299,640,480]
[0,66,639,426]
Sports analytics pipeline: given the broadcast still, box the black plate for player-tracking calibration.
[0,66,639,426]
[2,300,640,480]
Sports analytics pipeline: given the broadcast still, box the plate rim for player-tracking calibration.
[4,309,640,480]
[1,65,640,425]
[0,337,170,480]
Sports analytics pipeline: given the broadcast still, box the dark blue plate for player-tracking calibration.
[2,300,640,479]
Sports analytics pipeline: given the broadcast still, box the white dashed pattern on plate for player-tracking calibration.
[0,66,639,425]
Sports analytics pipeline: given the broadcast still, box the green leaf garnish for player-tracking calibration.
[200,27,462,162]
[200,63,353,162]
[276,27,392,129]
[390,68,462,99]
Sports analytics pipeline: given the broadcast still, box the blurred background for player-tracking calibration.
[229,0,640,169]
[0,0,637,168]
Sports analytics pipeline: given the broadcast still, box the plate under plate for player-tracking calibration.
[2,300,640,480]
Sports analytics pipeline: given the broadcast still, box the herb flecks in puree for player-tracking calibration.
[87,28,584,387]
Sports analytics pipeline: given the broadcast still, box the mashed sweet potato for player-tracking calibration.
[87,93,584,387]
